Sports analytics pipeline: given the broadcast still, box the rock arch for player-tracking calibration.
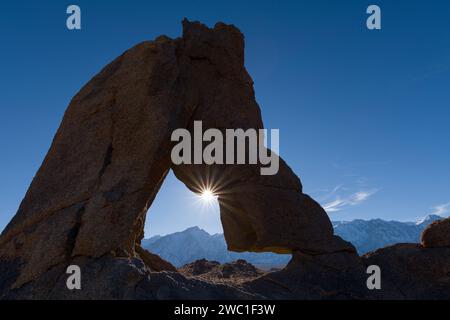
[0,20,355,298]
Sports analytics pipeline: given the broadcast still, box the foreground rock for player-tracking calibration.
[421,217,450,248]
[136,246,177,272]
[247,250,371,299]
[1,255,257,300]
[363,244,450,299]
[0,20,449,300]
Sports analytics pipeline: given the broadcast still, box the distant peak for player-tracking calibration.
[184,226,210,235]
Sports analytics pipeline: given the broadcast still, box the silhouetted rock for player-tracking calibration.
[421,217,450,248]
[363,244,450,299]
[246,246,371,299]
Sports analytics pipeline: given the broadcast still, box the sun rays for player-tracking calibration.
[192,187,219,212]
[173,166,242,215]
[199,188,217,204]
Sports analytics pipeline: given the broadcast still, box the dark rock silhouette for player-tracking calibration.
[363,243,450,299]
[0,20,449,299]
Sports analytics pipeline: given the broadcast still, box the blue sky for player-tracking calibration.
[0,1,449,237]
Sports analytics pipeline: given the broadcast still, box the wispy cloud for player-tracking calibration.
[313,184,347,202]
[322,189,378,213]
[429,202,450,216]
[323,199,347,212]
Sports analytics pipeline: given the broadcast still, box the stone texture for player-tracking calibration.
[421,217,450,248]
[179,259,221,276]
[136,246,177,272]
[363,244,450,299]
[179,259,264,285]
[1,255,258,300]
[246,248,372,300]
[245,243,450,300]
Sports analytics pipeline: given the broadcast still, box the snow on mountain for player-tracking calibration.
[415,214,443,226]
[142,226,290,268]
[143,215,445,267]
[333,214,444,254]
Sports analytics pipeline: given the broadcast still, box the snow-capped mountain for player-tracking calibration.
[142,226,290,268]
[142,215,444,268]
[333,214,443,254]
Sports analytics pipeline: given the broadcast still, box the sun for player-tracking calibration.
[199,189,217,203]
[190,185,220,212]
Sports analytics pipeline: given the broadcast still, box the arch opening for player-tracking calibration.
[140,170,291,270]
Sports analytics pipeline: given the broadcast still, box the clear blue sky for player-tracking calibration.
[1,1,449,237]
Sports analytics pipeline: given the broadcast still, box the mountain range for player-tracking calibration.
[142,214,444,269]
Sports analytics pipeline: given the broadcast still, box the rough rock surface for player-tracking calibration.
[179,259,264,284]
[136,246,177,272]
[179,259,222,276]
[421,217,450,248]
[363,244,450,299]
[246,242,450,299]
[246,250,372,300]
[0,20,449,300]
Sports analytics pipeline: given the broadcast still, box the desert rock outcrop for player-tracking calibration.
[421,217,450,248]
[179,259,264,285]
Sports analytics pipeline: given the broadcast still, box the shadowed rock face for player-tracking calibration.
[363,244,450,299]
[0,20,449,300]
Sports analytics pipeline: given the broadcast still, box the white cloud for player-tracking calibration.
[352,191,372,202]
[322,189,378,213]
[323,199,347,212]
[429,202,450,216]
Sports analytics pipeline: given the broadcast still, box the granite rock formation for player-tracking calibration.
[363,243,450,299]
[0,20,449,300]
[179,259,264,285]
[421,217,450,248]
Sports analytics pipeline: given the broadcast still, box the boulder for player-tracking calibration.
[363,244,450,299]
[135,246,177,272]
[179,259,264,281]
[421,217,450,248]
[179,259,221,276]
[221,259,262,278]
[246,238,370,300]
